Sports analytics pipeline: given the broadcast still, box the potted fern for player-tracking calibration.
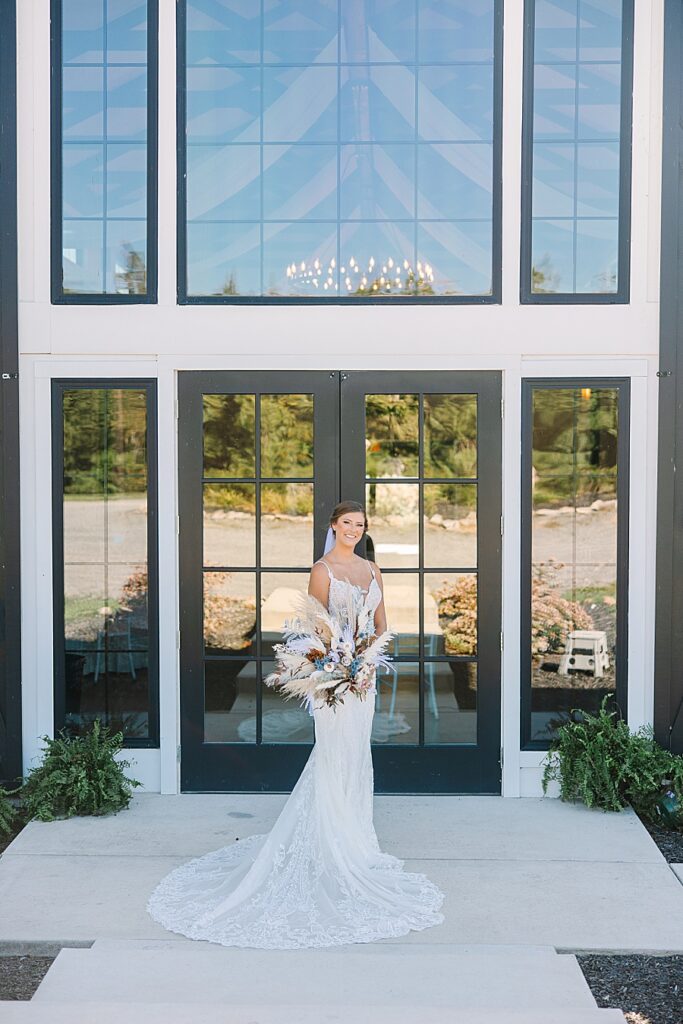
[18,719,141,822]
[542,695,683,829]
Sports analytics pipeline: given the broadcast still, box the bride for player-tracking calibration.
[147,500,445,948]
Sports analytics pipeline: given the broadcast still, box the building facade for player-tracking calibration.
[1,0,680,797]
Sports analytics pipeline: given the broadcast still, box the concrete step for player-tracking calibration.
[0,1005,629,1024]
[32,942,600,1011]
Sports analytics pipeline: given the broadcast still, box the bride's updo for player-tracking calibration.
[330,500,368,534]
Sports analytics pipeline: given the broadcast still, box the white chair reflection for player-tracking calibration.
[376,634,439,719]
[93,615,137,682]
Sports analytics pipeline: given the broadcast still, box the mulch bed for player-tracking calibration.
[578,954,683,1024]
[638,816,683,863]
[0,957,55,1000]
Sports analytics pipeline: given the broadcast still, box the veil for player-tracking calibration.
[323,525,335,555]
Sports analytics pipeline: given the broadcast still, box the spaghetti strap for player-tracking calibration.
[368,561,376,583]
[317,558,334,580]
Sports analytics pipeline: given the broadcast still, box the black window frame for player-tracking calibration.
[519,0,635,305]
[51,378,160,748]
[520,377,630,750]
[50,0,159,305]
[176,0,504,306]
[0,0,21,785]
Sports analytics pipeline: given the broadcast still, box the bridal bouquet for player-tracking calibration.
[264,591,394,711]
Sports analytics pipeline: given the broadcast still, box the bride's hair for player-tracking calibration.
[330,500,368,534]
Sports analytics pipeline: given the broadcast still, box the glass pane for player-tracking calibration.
[203,571,256,655]
[61,387,151,742]
[531,219,573,294]
[417,143,493,220]
[64,562,106,644]
[106,0,147,64]
[423,394,477,477]
[342,0,416,62]
[63,0,104,64]
[340,65,415,143]
[424,662,477,745]
[260,660,315,744]
[366,394,419,478]
[60,0,149,296]
[366,483,418,569]
[203,484,256,568]
[105,220,147,295]
[186,67,261,144]
[417,220,492,296]
[531,387,618,469]
[63,145,104,218]
[418,65,493,143]
[418,1,495,63]
[373,661,419,745]
[63,67,104,140]
[263,222,338,297]
[340,144,415,220]
[63,220,104,294]
[263,68,338,143]
[264,1,338,64]
[187,222,262,297]
[424,484,477,569]
[64,650,150,740]
[261,483,314,567]
[529,386,619,743]
[204,659,257,743]
[187,145,261,221]
[339,222,417,296]
[203,394,255,478]
[260,394,314,477]
[261,572,309,659]
[381,572,419,656]
[183,0,497,299]
[186,0,261,65]
[575,219,619,293]
[424,572,477,657]
[107,67,147,140]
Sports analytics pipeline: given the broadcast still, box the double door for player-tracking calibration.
[178,370,501,792]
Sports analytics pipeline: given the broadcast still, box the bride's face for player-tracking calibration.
[332,512,366,550]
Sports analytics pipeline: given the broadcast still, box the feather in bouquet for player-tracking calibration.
[265,590,394,711]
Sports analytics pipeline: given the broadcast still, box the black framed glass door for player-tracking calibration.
[341,372,502,792]
[179,370,501,793]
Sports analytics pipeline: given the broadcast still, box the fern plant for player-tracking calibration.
[542,695,683,828]
[21,719,141,822]
[0,786,17,836]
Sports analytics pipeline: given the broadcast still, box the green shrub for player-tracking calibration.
[542,695,683,829]
[21,719,141,822]
[0,786,16,836]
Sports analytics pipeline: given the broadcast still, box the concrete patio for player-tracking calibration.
[1,793,682,1022]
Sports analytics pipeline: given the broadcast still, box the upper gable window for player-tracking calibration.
[180,1,501,302]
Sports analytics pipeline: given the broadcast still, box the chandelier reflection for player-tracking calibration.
[285,255,435,295]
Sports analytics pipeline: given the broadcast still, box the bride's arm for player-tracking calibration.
[370,562,388,634]
[308,562,330,607]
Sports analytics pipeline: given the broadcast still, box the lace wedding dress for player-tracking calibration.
[147,561,445,949]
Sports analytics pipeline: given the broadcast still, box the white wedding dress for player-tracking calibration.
[146,562,445,949]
